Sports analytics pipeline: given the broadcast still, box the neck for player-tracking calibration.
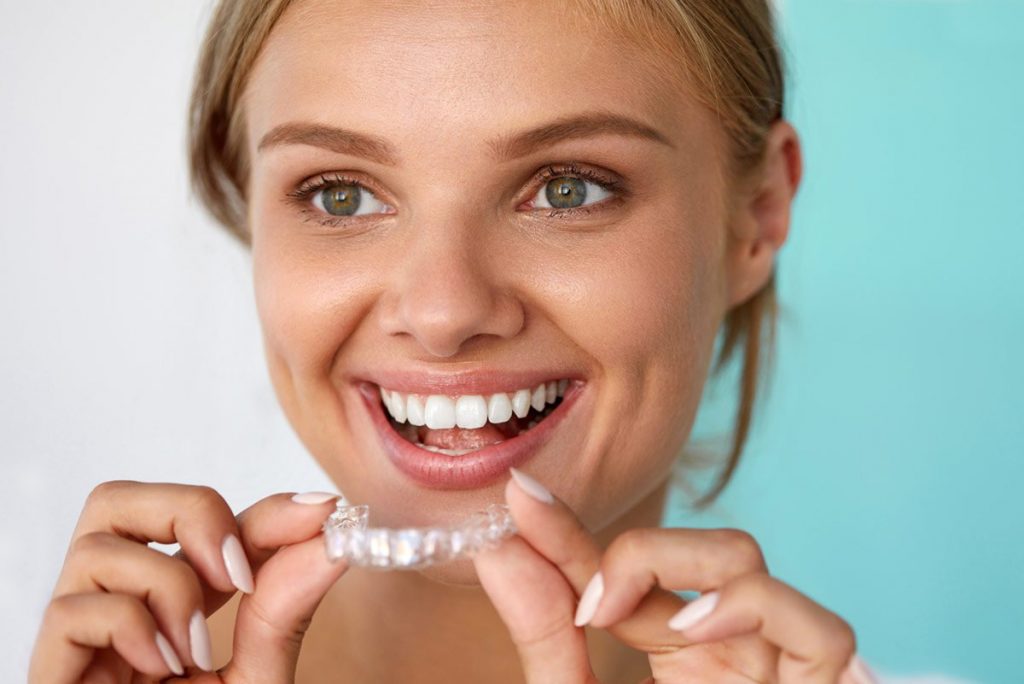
[299,478,669,684]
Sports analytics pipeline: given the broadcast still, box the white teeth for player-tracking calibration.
[531,384,546,412]
[389,391,407,423]
[487,393,513,423]
[406,394,425,426]
[511,389,532,418]
[424,395,457,429]
[455,395,488,429]
[418,443,475,456]
[381,380,570,430]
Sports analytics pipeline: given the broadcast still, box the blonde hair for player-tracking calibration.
[188,0,787,510]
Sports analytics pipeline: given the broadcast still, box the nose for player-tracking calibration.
[378,220,525,358]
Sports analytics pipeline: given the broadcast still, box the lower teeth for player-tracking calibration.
[418,444,476,456]
[417,440,505,456]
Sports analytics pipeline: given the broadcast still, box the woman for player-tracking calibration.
[29,0,878,682]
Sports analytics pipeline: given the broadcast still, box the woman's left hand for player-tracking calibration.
[472,469,877,684]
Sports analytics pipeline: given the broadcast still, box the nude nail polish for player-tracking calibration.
[667,591,720,631]
[574,571,604,627]
[848,654,880,684]
[154,630,184,676]
[509,467,554,504]
[221,533,254,594]
[189,609,213,672]
[291,491,340,505]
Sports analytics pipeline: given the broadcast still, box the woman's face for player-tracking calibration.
[243,0,739,544]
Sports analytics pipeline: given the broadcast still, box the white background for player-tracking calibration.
[0,2,335,678]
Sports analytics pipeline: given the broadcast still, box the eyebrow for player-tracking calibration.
[256,110,675,164]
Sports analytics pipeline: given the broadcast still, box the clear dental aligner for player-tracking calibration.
[322,500,516,570]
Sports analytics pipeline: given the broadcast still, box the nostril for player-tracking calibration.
[380,269,526,358]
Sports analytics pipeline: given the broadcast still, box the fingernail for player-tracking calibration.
[848,654,879,684]
[154,629,184,676]
[221,533,255,594]
[667,591,720,631]
[509,467,554,504]
[189,609,213,672]
[574,571,604,627]
[291,491,340,505]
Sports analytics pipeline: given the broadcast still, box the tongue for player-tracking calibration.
[417,416,524,450]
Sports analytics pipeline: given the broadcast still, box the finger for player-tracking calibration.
[68,481,254,597]
[666,573,857,684]
[219,532,351,684]
[176,490,344,615]
[231,491,343,568]
[56,531,210,672]
[504,469,688,653]
[29,592,185,683]
[474,534,600,684]
[79,647,132,683]
[586,527,768,629]
[840,653,880,684]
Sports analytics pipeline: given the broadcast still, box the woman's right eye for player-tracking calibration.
[311,181,394,218]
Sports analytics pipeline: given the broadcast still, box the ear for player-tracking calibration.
[724,120,803,309]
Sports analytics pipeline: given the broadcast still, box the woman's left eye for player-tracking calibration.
[529,175,614,212]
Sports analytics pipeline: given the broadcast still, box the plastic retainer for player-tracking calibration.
[322,501,517,570]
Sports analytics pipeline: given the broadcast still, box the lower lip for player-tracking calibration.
[357,381,583,490]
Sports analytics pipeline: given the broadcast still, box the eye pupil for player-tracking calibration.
[545,176,586,209]
[321,183,361,216]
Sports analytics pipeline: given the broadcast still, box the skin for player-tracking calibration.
[28,1,873,683]
[246,0,733,568]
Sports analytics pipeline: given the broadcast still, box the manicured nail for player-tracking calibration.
[189,609,213,672]
[848,654,879,684]
[667,591,720,631]
[509,467,554,504]
[221,533,254,594]
[291,491,340,505]
[574,571,605,627]
[154,630,184,676]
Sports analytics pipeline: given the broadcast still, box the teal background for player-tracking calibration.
[662,2,1024,683]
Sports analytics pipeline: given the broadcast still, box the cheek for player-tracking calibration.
[539,218,719,381]
[251,229,372,380]
[529,210,724,500]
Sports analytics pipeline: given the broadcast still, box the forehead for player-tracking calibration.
[244,0,717,164]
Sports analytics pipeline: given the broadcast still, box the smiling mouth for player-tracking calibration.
[379,380,569,455]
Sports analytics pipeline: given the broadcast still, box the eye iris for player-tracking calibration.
[321,183,361,216]
[545,177,586,209]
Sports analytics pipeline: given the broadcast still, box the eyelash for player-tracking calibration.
[284,162,626,228]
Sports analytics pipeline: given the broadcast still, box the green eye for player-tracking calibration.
[320,184,361,216]
[310,181,392,218]
[544,177,588,209]
[535,174,613,212]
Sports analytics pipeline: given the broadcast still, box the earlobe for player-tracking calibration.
[724,120,803,309]
[725,234,779,308]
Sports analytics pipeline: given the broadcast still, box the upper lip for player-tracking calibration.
[352,367,584,396]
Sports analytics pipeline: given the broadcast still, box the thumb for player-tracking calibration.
[474,534,601,684]
[220,494,351,683]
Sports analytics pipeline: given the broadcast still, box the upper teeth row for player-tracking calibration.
[380,380,568,429]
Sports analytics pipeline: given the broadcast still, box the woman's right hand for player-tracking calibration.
[29,481,350,683]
